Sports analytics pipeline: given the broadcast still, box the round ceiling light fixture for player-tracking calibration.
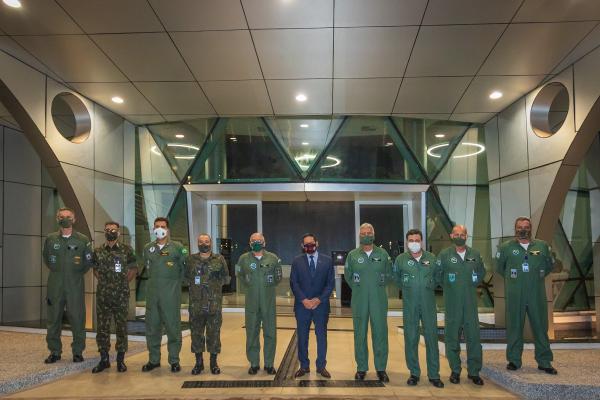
[427,142,485,159]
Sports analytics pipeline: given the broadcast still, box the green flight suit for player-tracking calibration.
[344,246,392,372]
[438,246,486,377]
[393,251,441,379]
[143,240,188,365]
[93,242,137,353]
[186,253,230,354]
[235,251,282,368]
[42,231,94,356]
[496,239,554,368]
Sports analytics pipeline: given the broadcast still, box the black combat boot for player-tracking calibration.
[116,351,127,372]
[191,353,204,375]
[210,353,220,375]
[92,350,110,373]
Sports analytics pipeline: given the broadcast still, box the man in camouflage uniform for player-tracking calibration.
[91,221,137,373]
[42,207,94,364]
[186,233,230,375]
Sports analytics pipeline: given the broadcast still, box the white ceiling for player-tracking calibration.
[0,0,599,125]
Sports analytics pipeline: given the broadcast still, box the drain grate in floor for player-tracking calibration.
[182,380,385,388]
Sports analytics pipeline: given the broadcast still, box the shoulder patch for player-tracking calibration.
[182,248,188,255]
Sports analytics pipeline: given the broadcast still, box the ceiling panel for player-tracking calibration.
[149,0,247,31]
[242,0,333,29]
[58,0,162,33]
[423,0,521,24]
[92,33,193,81]
[70,82,158,115]
[124,115,165,125]
[551,22,600,75]
[515,0,600,22]
[135,82,215,115]
[0,0,82,35]
[266,79,332,115]
[479,22,596,75]
[201,80,272,115]
[334,0,427,27]
[394,76,471,114]
[172,31,262,81]
[405,24,505,77]
[333,78,401,114]
[449,112,496,123]
[15,35,127,82]
[252,29,333,79]
[0,35,63,81]
[334,27,418,78]
[454,75,545,113]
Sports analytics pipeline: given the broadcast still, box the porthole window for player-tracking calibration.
[51,92,91,143]
[530,82,569,138]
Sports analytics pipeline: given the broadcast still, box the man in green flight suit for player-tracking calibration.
[438,225,485,385]
[393,228,444,388]
[345,223,392,383]
[235,232,282,375]
[91,221,137,373]
[496,216,557,374]
[141,217,188,373]
[42,207,94,364]
[186,233,230,375]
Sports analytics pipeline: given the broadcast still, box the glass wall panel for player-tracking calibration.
[434,126,488,185]
[136,126,179,185]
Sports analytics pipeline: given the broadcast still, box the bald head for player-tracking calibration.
[451,225,468,236]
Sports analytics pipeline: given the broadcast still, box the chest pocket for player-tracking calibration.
[401,272,413,288]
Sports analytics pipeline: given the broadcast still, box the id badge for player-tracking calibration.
[522,262,529,272]
[510,269,517,279]
[194,276,201,285]
[472,271,478,283]
[115,262,122,273]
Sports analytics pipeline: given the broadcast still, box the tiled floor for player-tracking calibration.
[5,314,518,399]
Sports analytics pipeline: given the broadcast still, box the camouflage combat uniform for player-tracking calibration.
[93,242,137,353]
[186,253,230,354]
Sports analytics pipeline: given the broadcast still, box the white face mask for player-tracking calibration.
[407,242,421,254]
[153,227,168,240]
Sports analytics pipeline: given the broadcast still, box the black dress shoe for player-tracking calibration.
[506,362,519,370]
[468,375,484,385]
[317,368,331,378]
[406,375,419,386]
[376,371,390,382]
[294,367,309,378]
[354,371,366,380]
[429,378,445,388]
[191,363,204,375]
[265,366,277,375]
[44,354,61,364]
[248,366,259,375]
[141,362,160,372]
[171,362,181,373]
[449,372,460,384]
[73,354,84,363]
[538,366,558,375]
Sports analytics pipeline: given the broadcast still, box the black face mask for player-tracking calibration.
[198,244,211,253]
[516,229,531,240]
[105,229,118,242]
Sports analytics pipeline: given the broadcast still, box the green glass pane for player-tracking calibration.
[146,118,216,181]
[167,187,190,248]
[188,118,301,183]
[392,117,471,180]
[141,184,179,233]
[435,184,490,240]
[136,127,179,184]
[265,116,343,177]
[434,126,488,185]
[426,187,453,254]
[309,117,426,183]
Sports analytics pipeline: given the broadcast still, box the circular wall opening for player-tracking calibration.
[51,92,91,143]
[530,82,569,138]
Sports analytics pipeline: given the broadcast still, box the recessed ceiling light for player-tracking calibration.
[175,134,185,138]
[300,123,309,128]
[295,93,307,102]
[384,142,393,147]
[111,96,124,104]
[3,0,22,8]
[489,91,503,100]
[230,137,237,141]
[434,134,445,138]
[301,142,309,146]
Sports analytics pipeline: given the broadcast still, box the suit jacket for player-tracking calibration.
[290,252,335,313]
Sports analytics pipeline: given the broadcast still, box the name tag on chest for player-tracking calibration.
[115,262,122,273]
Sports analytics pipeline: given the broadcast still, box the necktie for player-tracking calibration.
[309,255,316,277]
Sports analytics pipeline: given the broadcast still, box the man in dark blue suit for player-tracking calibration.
[290,233,335,379]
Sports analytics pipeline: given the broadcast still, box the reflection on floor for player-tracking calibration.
[5,314,518,399]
